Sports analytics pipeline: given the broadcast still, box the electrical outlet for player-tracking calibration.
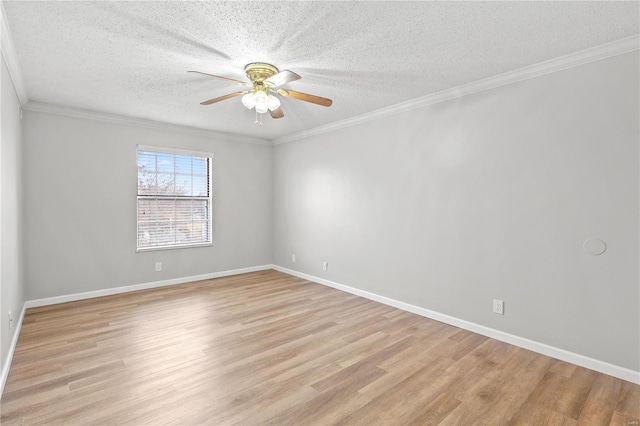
[8,311,13,330]
[322,262,328,271]
[292,254,296,262]
[155,262,162,272]
[493,299,504,315]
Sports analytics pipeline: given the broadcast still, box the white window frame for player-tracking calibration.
[136,145,213,252]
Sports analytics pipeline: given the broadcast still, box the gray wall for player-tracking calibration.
[273,52,640,371]
[1,57,25,374]
[23,111,272,300]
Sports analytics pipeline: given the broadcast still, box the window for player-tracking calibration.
[136,146,212,251]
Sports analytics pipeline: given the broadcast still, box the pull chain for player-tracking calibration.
[253,110,264,126]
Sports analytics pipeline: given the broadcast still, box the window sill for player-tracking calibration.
[136,242,213,253]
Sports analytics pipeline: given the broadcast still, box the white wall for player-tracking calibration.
[23,111,272,300]
[1,57,24,376]
[273,51,639,371]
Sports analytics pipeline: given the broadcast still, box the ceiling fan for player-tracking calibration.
[188,62,332,124]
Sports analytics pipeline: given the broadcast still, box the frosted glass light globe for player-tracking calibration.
[255,103,268,114]
[241,92,256,109]
[254,90,267,104]
[267,94,281,111]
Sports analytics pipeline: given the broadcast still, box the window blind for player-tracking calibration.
[137,148,212,250]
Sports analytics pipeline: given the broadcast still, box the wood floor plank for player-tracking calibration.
[616,380,640,419]
[1,270,637,425]
[469,348,552,424]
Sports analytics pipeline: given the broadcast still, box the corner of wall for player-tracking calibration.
[0,6,28,397]
[1,2,28,106]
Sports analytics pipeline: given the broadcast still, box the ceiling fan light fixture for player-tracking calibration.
[253,90,269,114]
[241,92,256,109]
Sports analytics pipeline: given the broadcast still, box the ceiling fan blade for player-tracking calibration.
[269,107,284,119]
[265,70,301,88]
[188,70,251,87]
[277,89,332,107]
[200,91,248,105]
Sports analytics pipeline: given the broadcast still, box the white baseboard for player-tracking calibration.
[272,265,640,385]
[24,265,272,309]
[1,302,27,396]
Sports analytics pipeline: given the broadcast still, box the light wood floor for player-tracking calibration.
[1,270,638,425]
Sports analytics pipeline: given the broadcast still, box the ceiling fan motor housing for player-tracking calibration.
[245,62,279,87]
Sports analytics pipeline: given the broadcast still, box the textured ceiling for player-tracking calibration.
[3,1,639,140]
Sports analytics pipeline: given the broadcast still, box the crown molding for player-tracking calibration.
[23,101,271,146]
[1,2,28,105]
[4,6,637,147]
[272,35,640,145]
